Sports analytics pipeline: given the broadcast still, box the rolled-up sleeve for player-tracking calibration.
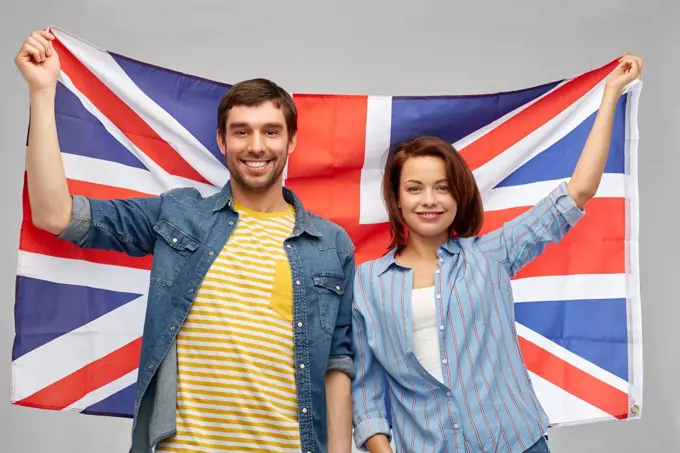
[56,193,162,257]
[327,238,356,379]
[57,195,93,245]
[354,417,391,452]
[477,181,585,277]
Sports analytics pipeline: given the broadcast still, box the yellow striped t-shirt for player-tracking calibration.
[156,200,300,453]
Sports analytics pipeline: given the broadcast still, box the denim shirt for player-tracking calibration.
[351,182,584,453]
[57,182,356,453]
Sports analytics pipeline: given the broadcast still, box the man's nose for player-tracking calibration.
[248,132,265,153]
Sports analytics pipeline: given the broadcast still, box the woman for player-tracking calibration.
[351,54,642,453]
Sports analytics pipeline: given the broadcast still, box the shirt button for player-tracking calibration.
[298,322,303,328]
[148,364,154,369]
[172,238,177,243]
[296,280,301,285]
[188,288,194,293]
[209,251,214,256]
[442,359,448,364]
[287,244,291,248]
[436,294,441,299]
[446,391,451,397]
[440,325,444,331]
[228,221,234,226]
[300,364,305,369]
[302,408,308,413]
[336,285,341,291]
[169,326,176,331]
[435,269,440,274]
[454,423,460,429]
[438,258,443,263]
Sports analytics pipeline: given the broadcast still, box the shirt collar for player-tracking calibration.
[376,237,461,276]
[212,181,322,238]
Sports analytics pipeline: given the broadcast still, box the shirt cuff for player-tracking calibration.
[57,195,92,243]
[353,418,392,452]
[327,355,355,380]
[549,181,585,226]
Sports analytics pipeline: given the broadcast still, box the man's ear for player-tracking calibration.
[287,133,297,155]
[216,130,226,156]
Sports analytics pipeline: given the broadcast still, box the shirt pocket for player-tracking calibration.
[268,259,294,322]
[312,272,344,335]
[151,219,201,287]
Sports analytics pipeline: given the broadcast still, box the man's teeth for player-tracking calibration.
[246,161,267,168]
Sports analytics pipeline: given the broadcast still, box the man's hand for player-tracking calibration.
[14,30,60,93]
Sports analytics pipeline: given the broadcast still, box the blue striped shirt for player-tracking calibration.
[351,182,584,453]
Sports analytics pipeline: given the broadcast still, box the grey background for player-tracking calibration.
[1,1,677,452]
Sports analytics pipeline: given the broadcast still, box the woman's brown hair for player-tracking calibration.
[383,136,484,252]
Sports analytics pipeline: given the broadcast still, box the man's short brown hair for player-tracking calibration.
[217,78,297,139]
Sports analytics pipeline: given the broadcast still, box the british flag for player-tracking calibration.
[11,27,643,429]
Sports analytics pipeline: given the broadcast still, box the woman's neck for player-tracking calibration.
[399,231,449,262]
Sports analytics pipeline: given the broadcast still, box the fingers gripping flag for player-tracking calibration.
[12,27,643,427]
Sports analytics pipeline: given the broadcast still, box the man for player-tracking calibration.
[15,30,355,453]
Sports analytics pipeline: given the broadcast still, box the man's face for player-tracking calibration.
[217,101,296,194]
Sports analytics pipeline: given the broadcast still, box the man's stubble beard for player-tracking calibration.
[225,153,286,195]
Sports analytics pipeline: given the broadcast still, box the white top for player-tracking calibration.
[411,286,444,384]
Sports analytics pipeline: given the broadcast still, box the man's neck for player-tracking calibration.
[230,183,290,213]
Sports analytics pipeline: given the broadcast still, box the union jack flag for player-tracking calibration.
[12,27,643,429]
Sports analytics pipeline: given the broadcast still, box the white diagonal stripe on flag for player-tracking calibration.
[62,153,221,199]
[17,251,150,294]
[11,295,146,401]
[53,27,227,188]
[65,369,139,412]
[58,70,219,197]
[468,80,606,196]
[527,372,614,425]
[517,323,629,393]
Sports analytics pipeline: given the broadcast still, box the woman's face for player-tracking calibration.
[398,155,457,242]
